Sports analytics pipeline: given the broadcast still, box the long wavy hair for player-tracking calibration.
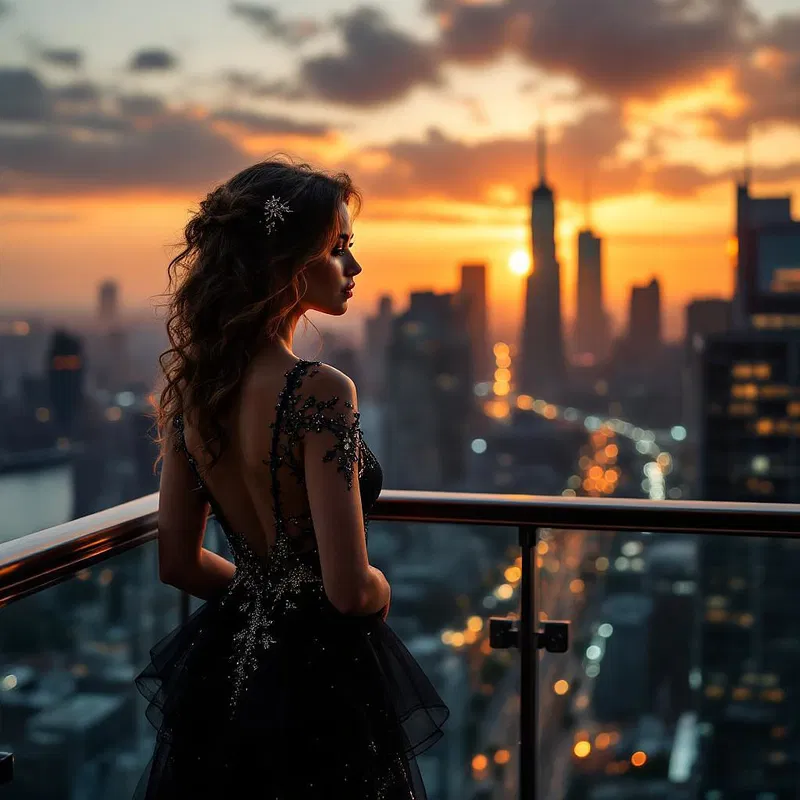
[154,157,361,471]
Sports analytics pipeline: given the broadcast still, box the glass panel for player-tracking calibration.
[537,528,800,799]
[0,542,181,798]
[368,520,519,800]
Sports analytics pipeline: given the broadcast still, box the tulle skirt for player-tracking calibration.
[134,591,449,799]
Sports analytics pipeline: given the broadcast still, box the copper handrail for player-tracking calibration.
[0,490,798,607]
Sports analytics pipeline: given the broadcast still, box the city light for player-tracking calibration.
[573,741,592,758]
[554,679,569,695]
[471,438,488,454]
[508,248,531,276]
[631,751,647,767]
[494,583,514,600]
[494,749,511,765]
[471,754,489,773]
[493,342,510,357]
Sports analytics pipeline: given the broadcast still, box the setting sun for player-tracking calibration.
[509,249,531,276]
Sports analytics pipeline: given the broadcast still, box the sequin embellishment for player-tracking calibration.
[172,360,379,716]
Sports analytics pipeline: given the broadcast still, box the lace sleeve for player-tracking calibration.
[276,363,363,491]
[298,395,362,490]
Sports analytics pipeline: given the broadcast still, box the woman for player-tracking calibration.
[136,158,448,798]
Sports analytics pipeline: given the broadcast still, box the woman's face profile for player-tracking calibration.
[300,203,362,317]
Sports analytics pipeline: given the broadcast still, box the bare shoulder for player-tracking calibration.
[305,362,358,408]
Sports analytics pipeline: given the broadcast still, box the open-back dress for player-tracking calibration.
[135,359,448,798]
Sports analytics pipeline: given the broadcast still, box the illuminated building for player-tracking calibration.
[697,332,800,793]
[46,329,85,437]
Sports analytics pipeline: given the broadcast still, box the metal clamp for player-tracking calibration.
[489,618,570,653]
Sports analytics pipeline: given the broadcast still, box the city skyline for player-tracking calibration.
[2,0,800,340]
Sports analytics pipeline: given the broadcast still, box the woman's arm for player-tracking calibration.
[302,366,390,616]
[157,425,235,599]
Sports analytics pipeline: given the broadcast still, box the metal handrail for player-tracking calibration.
[0,490,798,608]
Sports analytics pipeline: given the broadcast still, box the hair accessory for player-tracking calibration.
[263,195,292,235]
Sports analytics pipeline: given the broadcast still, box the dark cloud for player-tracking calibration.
[702,12,800,140]
[0,69,50,122]
[212,109,329,136]
[436,0,754,100]
[438,2,522,64]
[231,3,320,45]
[0,115,247,195]
[129,48,179,72]
[300,7,440,106]
[40,48,82,69]
[118,94,166,118]
[52,81,99,104]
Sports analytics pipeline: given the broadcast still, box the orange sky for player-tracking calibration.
[2,0,800,343]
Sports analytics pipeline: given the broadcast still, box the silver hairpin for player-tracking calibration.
[263,195,292,235]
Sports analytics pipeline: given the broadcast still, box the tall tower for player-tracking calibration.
[575,179,608,364]
[519,125,566,397]
[98,280,118,328]
[458,263,489,384]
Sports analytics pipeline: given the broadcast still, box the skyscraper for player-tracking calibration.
[458,263,489,384]
[383,292,472,490]
[575,227,608,365]
[695,179,800,795]
[98,280,118,327]
[361,295,394,402]
[47,329,84,438]
[519,126,566,398]
[697,330,800,796]
[682,298,732,437]
[627,277,662,359]
[733,175,793,328]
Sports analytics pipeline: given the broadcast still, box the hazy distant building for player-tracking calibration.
[623,277,662,366]
[574,228,608,365]
[46,330,85,438]
[458,264,489,384]
[383,292,472,490]
[98,280,119,327]
[519,126,566,398]
[361,295,394,402]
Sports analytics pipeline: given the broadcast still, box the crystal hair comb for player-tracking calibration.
[263,195,293,235]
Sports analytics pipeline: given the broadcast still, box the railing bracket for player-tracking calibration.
[489,617,570,653]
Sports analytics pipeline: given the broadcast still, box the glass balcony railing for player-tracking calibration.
[0,491,798,799]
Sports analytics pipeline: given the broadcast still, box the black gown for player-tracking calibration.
[135,359,448,799]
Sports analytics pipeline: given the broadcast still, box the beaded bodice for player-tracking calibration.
[171,359,383,711]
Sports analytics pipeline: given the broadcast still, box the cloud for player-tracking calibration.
[0,115,247,195]
[39,48,83,69]
[0,69,50,122]
[52,81,99,104]
[437,0,753,101]
[212,109,330,136]
[356,106,643,204]
[117,94,166,118]
[703,12,800,140]
[222,70,305,101]
[300,7,440,106]
[129,48,179,72]
[231,3,320,45]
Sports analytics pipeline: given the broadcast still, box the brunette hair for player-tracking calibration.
[154,156,361,470]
